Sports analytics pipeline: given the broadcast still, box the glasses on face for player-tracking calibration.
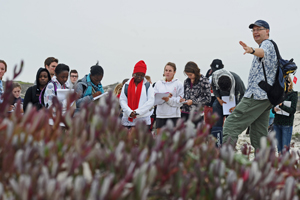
[133,74,145,78]
[71,75,78,78]
[251,28,266,32]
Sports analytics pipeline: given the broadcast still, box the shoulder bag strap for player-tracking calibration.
[260,39,281,83]
[261,61,268,83]
[269,40,284,72]
[145,81,150,96]
[125,84,129,97]
[269,40,282,60]
[50,80,58,95]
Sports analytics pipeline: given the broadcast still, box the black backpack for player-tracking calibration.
[124,81,150,97]
[258,40,297,105]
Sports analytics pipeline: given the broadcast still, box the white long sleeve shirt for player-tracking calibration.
[44,76,69,112]
[154,78,184,118]
[120,78,154,119]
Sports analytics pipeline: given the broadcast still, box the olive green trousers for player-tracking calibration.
[223,96,272,150]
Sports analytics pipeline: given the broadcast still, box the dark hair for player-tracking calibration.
[70,69,78,75]
[218,76,231,92]
[145,75,151,80]
[184,61,201,84]
[122,78,129,84]
[0,60,7,71]
[165,62,176,72]
[44,57,58,67]
[55,63,70,75]
[90,62,104,76]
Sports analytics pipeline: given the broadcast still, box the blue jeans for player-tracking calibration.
[211,99,226,146]
[273,124,293,153]
[212,99,225,127]
[211,126,223,147]
[269,118,274,126]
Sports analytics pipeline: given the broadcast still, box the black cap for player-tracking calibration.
[249,20,270,30]
[210,59,224,72]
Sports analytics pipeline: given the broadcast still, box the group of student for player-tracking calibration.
[0,56,297,153]
[115,60,213,134]
[111,59,298,153]
[112,59,247,139]
[0,57,103,114]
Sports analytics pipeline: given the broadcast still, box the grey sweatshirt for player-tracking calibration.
[211,71,245,103]
[74,75,94,108]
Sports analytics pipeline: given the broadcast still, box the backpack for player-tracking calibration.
[38,80,58,108]
[76,79,99,96]
[258,40,297,105]
[76,79,89,92]
[124,81,150,97]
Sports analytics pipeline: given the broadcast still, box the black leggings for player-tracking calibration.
[156,118,179,129]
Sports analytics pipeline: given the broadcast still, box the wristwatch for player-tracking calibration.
[250,47,255,54]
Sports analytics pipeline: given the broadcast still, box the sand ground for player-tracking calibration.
[236,112,300,160]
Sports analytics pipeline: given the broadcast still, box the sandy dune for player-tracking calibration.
[236,112,300,160]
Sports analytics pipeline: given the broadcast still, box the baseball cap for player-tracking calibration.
[249,20,270,30]
[210,59,224,72]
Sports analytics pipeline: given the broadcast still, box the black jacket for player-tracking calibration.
[272,90,298,126]
[23,68,51,112]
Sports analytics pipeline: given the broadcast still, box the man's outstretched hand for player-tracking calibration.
[239,41,253,55]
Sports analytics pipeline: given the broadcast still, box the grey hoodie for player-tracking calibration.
[211,71,245,104]
[75,75,94,108]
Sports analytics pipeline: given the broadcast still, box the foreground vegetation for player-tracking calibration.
[0,62,300,200]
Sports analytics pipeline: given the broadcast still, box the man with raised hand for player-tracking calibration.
[223,20,277,151]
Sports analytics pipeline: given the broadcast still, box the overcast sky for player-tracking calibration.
[1,0,300,90]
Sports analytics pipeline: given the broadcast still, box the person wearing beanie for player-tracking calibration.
[75,62,104,108]
[154,62,184,134]
[119,60,154,130]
